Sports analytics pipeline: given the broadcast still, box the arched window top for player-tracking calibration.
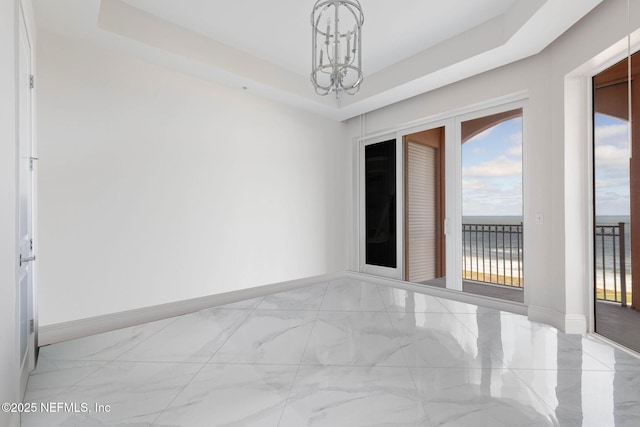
[461,108,522,143]
[593,51,640,121]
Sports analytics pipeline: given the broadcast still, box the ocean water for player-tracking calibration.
[463,216,523,225]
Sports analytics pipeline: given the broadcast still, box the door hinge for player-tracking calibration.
[29,75,34,89]
[29,319,34,334]
[30,238,33,251]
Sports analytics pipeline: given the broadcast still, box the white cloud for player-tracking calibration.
[507,144,522,156]
[595,144,630,169]
[596,179,629,189]
[595,190,630,216]
[508,132,522,144]
[463,155,521,178]
[595,123,629,141]
[463,184,522,216]
[462,179,487,190]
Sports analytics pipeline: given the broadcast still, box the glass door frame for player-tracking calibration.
[454,100,528,294]
[396,119,459,288]
[358,99,528,290]
[590,45,639,345]
[447,102,529,298]
[575,30,640,334]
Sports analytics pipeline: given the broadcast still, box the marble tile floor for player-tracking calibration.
[21,277,640,426]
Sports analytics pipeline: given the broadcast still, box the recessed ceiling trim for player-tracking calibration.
[98,0,337,110]
[39,0,604,122]
[336,0,603,118]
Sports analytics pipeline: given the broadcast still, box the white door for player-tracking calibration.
[18,4,36,395]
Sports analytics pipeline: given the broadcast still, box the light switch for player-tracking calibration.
[535,212,544,225]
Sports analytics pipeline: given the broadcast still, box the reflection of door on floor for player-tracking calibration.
[404,127,445,283]
[593,49,640,352]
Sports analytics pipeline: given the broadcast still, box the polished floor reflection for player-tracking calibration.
[23,277,640,426]
[595,301,640,353]
[421,277,524,303]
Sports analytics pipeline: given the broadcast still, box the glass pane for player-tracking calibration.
[404,127,445,284]
[460,108,524,301]
[365,140,397,268]
[593,49,640,352]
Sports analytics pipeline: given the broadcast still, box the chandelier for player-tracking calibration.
[311,0,364,98]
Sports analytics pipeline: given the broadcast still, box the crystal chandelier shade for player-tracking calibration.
[311,0,364,98]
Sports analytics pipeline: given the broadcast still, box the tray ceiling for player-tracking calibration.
[33,0,603,120]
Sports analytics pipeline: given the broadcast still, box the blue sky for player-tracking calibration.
[460,114,630,217]
[594,113,630,216]
[462,117,523,216]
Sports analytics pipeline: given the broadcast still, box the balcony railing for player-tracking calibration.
[462,223,523,288]
[460,222,631,305]
[595,222,629,306]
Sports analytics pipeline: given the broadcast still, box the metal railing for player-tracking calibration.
[459,222,631,303]
[595,222,628,306]
[462,223,523,288]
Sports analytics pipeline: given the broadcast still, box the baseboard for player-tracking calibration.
[39,272,345,346]
[347,271,528,316]
[564,314,588,334]
[528,304,587,334]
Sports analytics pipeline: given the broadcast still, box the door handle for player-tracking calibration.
[20,254,36,266]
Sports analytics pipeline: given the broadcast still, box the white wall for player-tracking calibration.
[37,32,347,327]
[1,0,20,424]
[346,0,640,333]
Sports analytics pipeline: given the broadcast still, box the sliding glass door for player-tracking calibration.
[404,126,446,285]
[458,107,525,302]
[359,103,525,300]
[593,49,640,352]
[360,137,403,278]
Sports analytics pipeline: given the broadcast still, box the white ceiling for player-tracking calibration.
[33,0,603,121]
[119,0,518,77]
